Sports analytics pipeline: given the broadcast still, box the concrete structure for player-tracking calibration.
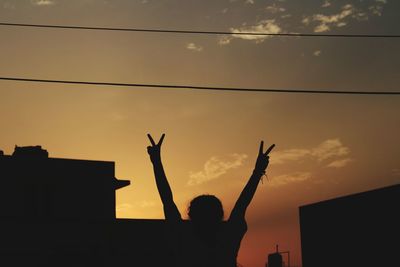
[0,145,129,220]
[299,184,400,267]
[266,245,290,267]
[0,146,177,266]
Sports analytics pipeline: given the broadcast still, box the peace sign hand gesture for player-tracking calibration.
[147,133,165,163]
[254,141,275,175]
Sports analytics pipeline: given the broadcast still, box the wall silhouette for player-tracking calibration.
[299,184,400,267]
[0,146,129,220]
[0,146,178,266]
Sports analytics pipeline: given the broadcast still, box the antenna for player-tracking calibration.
[267,244,291,267]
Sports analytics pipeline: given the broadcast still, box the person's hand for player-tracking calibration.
[147,133,165,163]
[254,141,275,175]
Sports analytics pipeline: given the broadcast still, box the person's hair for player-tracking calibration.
[188,194,224,223]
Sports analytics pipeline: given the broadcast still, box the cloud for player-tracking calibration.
[266,139,352,187]
[116,203,133,213]
[312,139,350,161]
[32,0,55,5]
[222,0,386,46]
[303,4,355,33]
[188,153,248,185]
[270,149,311,164]
[269,172,312,187]
[219,20,282,45]
[265,3,286,13]
[219,36,232,45]
[270,139,350,165]
[322,1,331,8]
[186,42,203,52]
[313,50,322,56]
[117,201,156,212]
[369,4,384,16]
[327,158,353,168]
[303,1,387,33]
[137,200,156,208]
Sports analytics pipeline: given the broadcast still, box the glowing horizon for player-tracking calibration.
[1,1,400,266]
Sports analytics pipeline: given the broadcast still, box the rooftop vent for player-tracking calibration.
[12,145,49,158]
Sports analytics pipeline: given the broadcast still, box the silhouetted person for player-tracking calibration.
[147,134,274,267]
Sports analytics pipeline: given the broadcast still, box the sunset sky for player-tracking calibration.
[1,0,399,266]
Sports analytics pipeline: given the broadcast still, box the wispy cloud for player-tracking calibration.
[188,153,248,185]
[313,50,322,56]
[219,20,282,45]
[312,139,350,161]
[271,149,310,165]
[281,14,292,19]
[303,1,387,33]
[221,0,386,45]
[116,203,133,213]
[267,139,352,187]
[322,1,331,8]
[369,4,384,16]
[270,139,350,166]
[327,158,353,168]
[269,172,312,187]
[32,0,55,6]
[137,200,156,208]
[265,3,286,13]
[117,201,156,212]
[186,42,203,52]
[303,4,354,32]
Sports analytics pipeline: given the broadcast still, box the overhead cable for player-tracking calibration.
[1,22,400,38]
[1,77,399,95]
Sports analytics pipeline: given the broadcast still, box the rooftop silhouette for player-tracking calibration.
[0,146,176,266]
[0,145,129,220]
[299,184,400,267]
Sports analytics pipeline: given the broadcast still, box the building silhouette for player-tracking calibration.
[266,245,290,267]
[299,184,400,267]
[0,146,177,266]
[1,145,129,220]
[266,246,283,267]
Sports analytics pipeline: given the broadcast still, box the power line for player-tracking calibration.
[1,22,400,38]
[1,77,399,95]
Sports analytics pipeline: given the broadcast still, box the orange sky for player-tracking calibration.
[1,1,400,266]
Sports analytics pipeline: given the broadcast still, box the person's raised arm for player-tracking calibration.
[229,141,275,222]
[147,134,181,221]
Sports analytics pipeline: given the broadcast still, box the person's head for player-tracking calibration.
[188,194,224,224]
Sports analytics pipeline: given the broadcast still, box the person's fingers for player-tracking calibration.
[147,134,156,146]
[264,144,275,155]
[259,141,264,155]
[158,133,165,147]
